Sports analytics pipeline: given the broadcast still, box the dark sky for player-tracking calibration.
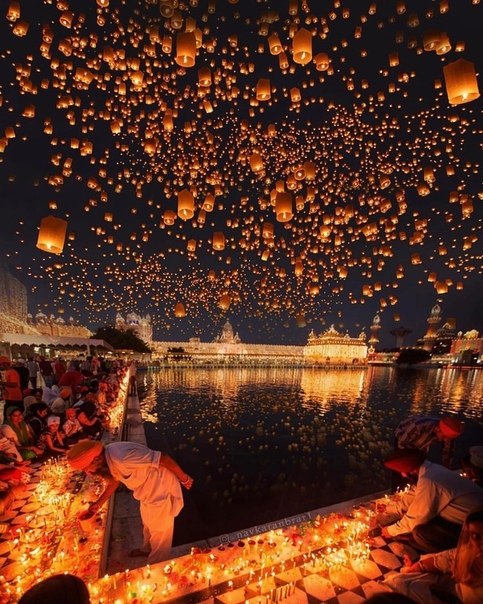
[0,0,481,347]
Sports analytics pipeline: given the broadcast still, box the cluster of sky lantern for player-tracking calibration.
[0,0,481,339]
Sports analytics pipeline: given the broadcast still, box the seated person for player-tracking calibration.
[380,449,483,552]
[50,387,71,416]
[40,416,68,455]
[75,400,103,438]
[385,508,483,604]
[62,407,83,445]
[1,407,44,460]
[24,402,49,439]
[0,434,24,463]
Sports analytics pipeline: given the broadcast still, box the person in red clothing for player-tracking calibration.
[53,357,66,384]
[0,356,24,413]
[58,362,84,394]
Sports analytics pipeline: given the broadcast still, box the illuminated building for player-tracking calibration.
[151,320,302,363]
[116,312,153,343]
[450,330,483,365]
[421,304,442,351]
[303,325,368,365]
[368,314,381,351]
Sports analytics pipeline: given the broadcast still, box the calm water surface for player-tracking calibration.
[137,366,483,545]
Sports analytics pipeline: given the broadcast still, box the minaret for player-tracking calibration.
[422,304,441,351]
[368,314,381,351]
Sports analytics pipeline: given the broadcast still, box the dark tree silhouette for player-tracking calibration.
[93,325,151,353]
[389,326,412,349]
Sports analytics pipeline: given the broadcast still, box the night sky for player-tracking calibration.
[0,0,481,348]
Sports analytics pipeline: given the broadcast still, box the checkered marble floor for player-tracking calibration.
[193,538,415,604]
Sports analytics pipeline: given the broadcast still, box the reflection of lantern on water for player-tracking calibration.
[443,59,480,105]
[292,28,312,65]
[212,231,225,251]
[275,192,293,223]
[36,216,68,255]
[175,32,196,67]
[174,302,186,318]
[178,189,195,220]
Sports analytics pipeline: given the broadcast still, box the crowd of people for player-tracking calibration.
[1,355,482,604]
[0,354,129,532]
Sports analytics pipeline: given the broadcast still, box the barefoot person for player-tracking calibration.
[66,440,193,564]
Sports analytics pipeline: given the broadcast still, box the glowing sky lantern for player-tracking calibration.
[178,189,195,221]
[36,216,68,255]
[443,59,480,105]
[175,32,197,68]
[292,28,312,66]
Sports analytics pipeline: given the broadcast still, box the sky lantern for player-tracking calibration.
[249,153,264,173]
[268,33,283,55]
[435,281,448,294]
[175,32,197,68]
[6,1,20,22]
[314,53,330,71]
[198,67,212,87]
[36,216,68,255]
[218,293,231,310]
[256,79,271,101]
[212,231,226,251]
[163,210,176,226]
[202,194,215,212]
[178,189,195,220]
[443,59,480,105]
[292,28,312,65]
[174,302,186,318]
[275,192,293,223]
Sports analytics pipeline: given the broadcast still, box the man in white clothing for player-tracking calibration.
[379,448,483,552]
[67,440,194,564]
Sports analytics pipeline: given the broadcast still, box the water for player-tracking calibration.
[137,366,483,546]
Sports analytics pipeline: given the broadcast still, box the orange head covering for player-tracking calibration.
[59,388,71,399]
[66,441,103,471]
[384,449,426,474]
[439,417,464,439]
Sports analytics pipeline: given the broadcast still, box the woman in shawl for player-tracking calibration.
[2,407,44,460]
[24,402,48,439]
[385,508,483,603]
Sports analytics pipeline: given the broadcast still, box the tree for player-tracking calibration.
[389,326,412,349]
[93,325,151,353]
[395,348,431,365]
